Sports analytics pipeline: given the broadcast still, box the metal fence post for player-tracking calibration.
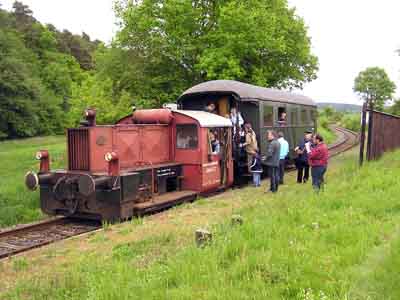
[366,102,374,161]
[359,102,367,166]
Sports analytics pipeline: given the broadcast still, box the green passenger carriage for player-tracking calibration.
[177,80,317,166]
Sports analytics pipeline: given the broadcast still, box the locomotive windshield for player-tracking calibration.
[176,124,198,149]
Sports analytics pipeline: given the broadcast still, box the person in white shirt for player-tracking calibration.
[229,107,244,134]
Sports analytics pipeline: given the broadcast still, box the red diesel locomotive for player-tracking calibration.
[25,108,233,220]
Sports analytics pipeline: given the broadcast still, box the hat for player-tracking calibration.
[304,130,313,134]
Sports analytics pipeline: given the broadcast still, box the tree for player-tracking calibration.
[114,0,318,104]
[389,99,400,116]
[353,67,396,110]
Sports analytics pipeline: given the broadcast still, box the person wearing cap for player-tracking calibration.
[307,133,329,191]
[294,131,313,183]
[277,131,289,185]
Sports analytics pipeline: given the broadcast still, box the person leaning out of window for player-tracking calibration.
[209,131,221,155]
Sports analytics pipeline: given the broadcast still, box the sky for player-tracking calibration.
[2,0,400,104]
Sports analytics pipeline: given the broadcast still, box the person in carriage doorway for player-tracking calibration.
[265,130,281,193]
[249,151,263,187]
[294,130,313,183]
[277,131,289,185]
[307,134,329,192]
[241,122,258,173]
[229,106,244,134]
[205,102,217,114]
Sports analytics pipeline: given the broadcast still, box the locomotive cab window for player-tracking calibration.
[263,104,274,127]
[176,124,198,149]
[277,107,287,126]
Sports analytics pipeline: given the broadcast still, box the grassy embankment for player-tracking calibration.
[0,136,65,227]
[2,148,400,299]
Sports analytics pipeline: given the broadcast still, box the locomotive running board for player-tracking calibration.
[133,190,197,216]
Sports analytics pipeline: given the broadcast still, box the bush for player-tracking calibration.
[339,114,361,132]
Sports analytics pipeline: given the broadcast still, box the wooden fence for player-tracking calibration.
[359,103,400,165]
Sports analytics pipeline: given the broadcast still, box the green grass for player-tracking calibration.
[318,125,335,145]
[0,136,65,228]
[4,150,400,299]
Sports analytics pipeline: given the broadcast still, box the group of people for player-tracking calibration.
[204,101,329,192]
[245,127,329,193]
[262,130,329,193]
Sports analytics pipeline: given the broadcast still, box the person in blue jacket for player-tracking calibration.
[294,130,313,183]
[277,132,289,184]
[249,151,263,187]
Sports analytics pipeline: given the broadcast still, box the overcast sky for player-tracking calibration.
[2,0,400,104]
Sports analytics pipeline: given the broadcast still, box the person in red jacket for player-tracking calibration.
[307,134,329,191]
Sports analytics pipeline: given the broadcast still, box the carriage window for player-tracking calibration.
[263,105,273,126]
[290,108,298,125]
[277,107,287,126]
[300,108,309,124]
[176,125,198,149]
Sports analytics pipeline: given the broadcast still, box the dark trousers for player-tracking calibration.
[279,159,285,184]
[311,166,327,191]
[296,161,309,183]
[268,166,279,192]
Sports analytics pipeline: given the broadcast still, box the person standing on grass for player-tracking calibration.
[294,131,313,183]
[265,130,280,193]
[249,151,263,187]
[307,133,329,192]
[277,131,289,185]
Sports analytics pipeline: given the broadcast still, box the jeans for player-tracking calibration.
[296,161,309,183]
[279,159,285,184]
[268,166,279,192]
[311,166,327,191]
[252,172,261,187]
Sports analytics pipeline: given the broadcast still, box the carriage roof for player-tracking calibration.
[179,80,316,107]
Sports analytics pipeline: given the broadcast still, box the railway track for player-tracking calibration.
[329,127,359,156]
[0,127,358,260]
[0,217,100,260]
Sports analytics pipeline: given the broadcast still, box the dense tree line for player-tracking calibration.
[0,2,101,138]
[1,0,318,139]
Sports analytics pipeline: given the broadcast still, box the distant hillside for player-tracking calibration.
[317,102,362,113]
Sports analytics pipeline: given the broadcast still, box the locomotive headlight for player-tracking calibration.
[36,151,42,160]
[105,152,118,162]
[105,152,113,162]
[35,150,48,160]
